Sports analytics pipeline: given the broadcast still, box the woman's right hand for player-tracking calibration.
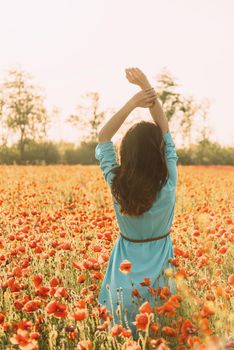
[130,88,156,108]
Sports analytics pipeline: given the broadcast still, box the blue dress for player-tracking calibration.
[95,131,179,337]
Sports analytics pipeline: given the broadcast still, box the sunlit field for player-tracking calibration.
[0,165,233,350]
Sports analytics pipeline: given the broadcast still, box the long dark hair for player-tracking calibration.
[111,121,168,217]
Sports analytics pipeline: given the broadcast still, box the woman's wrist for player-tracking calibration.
[140,81,152,90]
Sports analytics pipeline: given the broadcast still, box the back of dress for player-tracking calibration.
[95,130,178,240]
[95,130,179,337]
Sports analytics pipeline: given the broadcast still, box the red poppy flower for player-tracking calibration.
[23,299,42,313]
[139,301,152,315]
[45,300,68,318]
[12,266,23,278]
[228,274,234,286]
[74,299,86,309]
[131,288,142,299]
[49,277,61,287]
[33,274,43,288]
[0,313,4,324]
[150,337,168,349]
[54,287,69,299]
[125,341,141,350]
[91,271,104,280]
[159,286,171,300]
[72,308,89,321]
[162,326,178,337]
[77,274,86,283]
[110,324,123,336]
[76,340,92,350]
[96,320,110,330]
[200,305,215,318]
[150,322,160,334]
[10,329,38,350]
[140,277,151,286]
[181,319,198,339]
[121,328,132,338]
[132,313,149,331]
[155,295,181,317]
[119,260,132,274]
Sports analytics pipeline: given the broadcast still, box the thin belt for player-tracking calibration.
[119,230,171,243]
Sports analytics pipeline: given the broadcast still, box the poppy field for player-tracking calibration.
[0,165,233,350]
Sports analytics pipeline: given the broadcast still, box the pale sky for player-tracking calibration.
[0,0,233,146]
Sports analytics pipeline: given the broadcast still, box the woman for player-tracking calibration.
[95,67,179,338]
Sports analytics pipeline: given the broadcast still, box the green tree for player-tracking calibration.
[0,68,50,164]
[155,68,209,147]
[67,92,106,143]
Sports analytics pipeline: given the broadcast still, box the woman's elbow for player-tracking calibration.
[98,130,111,143]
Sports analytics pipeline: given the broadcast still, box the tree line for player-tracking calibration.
[0,68,233,165]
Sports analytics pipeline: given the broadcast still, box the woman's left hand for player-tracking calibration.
[125,67,151,89]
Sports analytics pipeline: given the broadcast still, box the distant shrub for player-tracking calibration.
[0,140,60,165]
[177,141,234,166]
[24,140,61,164]
[0,144,20,164]
[64,141,99,165]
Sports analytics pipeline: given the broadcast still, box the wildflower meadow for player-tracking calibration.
[0,165,233,350]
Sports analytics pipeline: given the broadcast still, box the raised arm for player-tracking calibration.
[125,67,169,135]
[98,89,157,142]
[125,67,178,186]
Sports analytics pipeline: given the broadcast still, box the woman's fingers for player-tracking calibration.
[127,67,142,75]
[145,87,155,92]
[127,67,140,78]
[125,70,136,83]
[126,68,135,75]
[125,69,133,78]
[130,70,139,79]
[126,69,138,81]
[147,101,156,108]
[146,89,156,95]
[146,97,156,104]
[146,94,156,102]
[145,91,156,98]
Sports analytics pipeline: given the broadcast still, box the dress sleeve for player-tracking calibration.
[163,131,179,187]
[95,140,119,187]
